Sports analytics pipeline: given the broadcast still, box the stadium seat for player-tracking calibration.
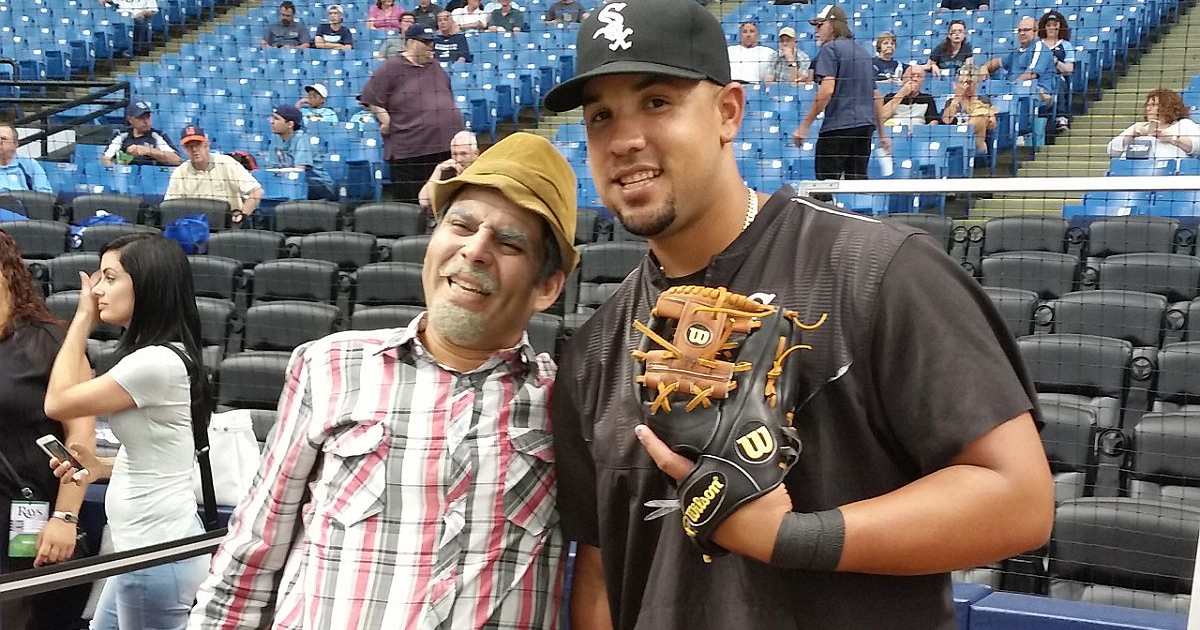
[352,262,424,308]
[980,251,1078,299]
[44,252,100,294]
[350,202,427,246]
[982,286,1038,338]
[295,231,377,271]
[576,208,601,244]
[195,296,236,367]
[44,290,123,342]
[349,304,425,331]
[881,213,955,252]
[527,312,562,357]
[251,258,340,304]
[157,198,232,230]
[1087,216,1181,257]
[3,190,59,222]
[216,351,292,410]
[1125,410,1200,507]
[981,216,1071,255]
[1018,333,1131,433]
[71,193,148,225]
[1153,342,1200,413]
[390,234,432,264]
[78,224,159,252]
[273,200,341,236]
[1097,253,1200,303]
[1107,157,1177,178]
[241,301,340,352]
[207,229,287,269]
[0,219,69,259]
[564,242,648,331]
[1046,290,1167,348]
[188,255,244,301]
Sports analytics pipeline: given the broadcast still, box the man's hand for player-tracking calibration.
[792,121,811,147]
[125,145,147,157]
[34,518,77,567]
[635,424,792,563]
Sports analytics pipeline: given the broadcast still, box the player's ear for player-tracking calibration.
[716,82,745,145]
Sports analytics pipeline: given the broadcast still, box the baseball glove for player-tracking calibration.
[632,286,826,559]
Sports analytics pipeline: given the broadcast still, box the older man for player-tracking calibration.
[189,131,577,630]
[164,125,264,226]
[418,130,480,210]
[879,64,942,126]
[980,16,1055,104]
[261,1,311,49]
[433,10,472,63]
[0,124,53,194]
[101,100,182,167]
[360,23,465,203]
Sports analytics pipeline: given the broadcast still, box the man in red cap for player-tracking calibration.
[165,125,264,226]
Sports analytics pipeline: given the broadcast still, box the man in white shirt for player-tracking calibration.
[727,21,775,83]
[165,125,264,226]
[452,0,490,30]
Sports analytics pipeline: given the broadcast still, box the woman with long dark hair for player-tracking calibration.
[0,230,94,629]
[1038,11,1075,131]
[44,233,212,630]
[927,20,973,76]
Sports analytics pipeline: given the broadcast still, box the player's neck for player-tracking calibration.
[652,183,762,278]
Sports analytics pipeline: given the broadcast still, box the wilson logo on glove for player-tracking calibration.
[633,286,827,561]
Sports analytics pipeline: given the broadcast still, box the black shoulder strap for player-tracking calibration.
[0,448,34,500]
[159,343,218,531]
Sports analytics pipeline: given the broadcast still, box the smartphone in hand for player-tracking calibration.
[35,435,89,482]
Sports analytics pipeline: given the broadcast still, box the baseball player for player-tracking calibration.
[543,0,1054,629]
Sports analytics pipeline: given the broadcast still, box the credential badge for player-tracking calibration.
[592,3,633,51]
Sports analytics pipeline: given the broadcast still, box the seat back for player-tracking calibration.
[45,252,100,293]
[351,202,426,238]
[242,301,340,351]
[251,259,340,304]
[216,351,293,409]
[350,304,425,330]
[982,286,1038,338]
[297,231,377,270]
[1099,253,1200,303]
[1154,342,1200,412]
[4,190,58,222]
[159,198,232,230]
[207,230,286,268]
[274,200,340,236]
[1088,216,1180,257]
[1018,333,1131,399]
[189,255,243,300]
[1049,290,1167,348]
[390,234,432,264]
[78,224,159,252]
[353,262,424,307]
[0,219,69,259]
[980,251,1078,299]
[982,216,1070,255]
[71,193,146,224]
[881,213,954,251]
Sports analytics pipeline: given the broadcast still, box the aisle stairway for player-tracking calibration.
[969,0,1200,218]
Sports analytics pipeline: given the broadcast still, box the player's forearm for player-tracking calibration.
[835,414,1053,575]
[570,545,614,630]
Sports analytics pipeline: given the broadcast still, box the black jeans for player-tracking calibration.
[815,124,874,181]
[388,151,451,204]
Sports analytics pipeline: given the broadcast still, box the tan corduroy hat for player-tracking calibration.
[430,132,579,273]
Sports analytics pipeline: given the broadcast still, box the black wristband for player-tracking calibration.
[770,508,845,571]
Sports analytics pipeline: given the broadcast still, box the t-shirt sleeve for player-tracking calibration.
[922,94,941,122]
[550,352,600,546]
[107,345,189,410]
[291,137,315,169]
[103,132,123,160]
[152,132,178,155]
[164,167,182,200]
[359,66,393,109]
[342,27,353,45]
[812,46,835,80]
[234,161,262,195]
[28,159,53,194]
[299,23,312,45]
[868,234,1038,474]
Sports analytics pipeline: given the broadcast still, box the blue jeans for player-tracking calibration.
[89,555,209,630]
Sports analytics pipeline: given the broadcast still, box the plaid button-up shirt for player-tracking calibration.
[190,318,565,629]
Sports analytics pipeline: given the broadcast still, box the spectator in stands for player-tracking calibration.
[872,31,902,82]
[165,125,265,227]
[0,230,94,629]
[484,0,521,11]
[926,20,972,77]
[361,24,465,203]
[411,0,444,25]
[880,64,941,127]
[544,0,588,24]
[765,27,811,84]
[1107,89,1200,159]
[314,4,354,49]
[793,5,887,198]
[728,21,775,83]
[942,65,995,156]
[102,101,182,167]
[261,1,311,49]
[266,104,337,201]
[296,83,340,123]
[434,10,472,63]
[368,0,405,30]
[99,0,157,54]
[1038,11,1074,132]
[488,0,525,32]
[0,124,53,194]
[418,130,480,210]
[979,17,1054,106]
[452,0,489,30]
[190,131,575,630]
[376,13,417,58]
[939,0,987,10]
[44,233,213,630]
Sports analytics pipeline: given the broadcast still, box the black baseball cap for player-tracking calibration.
[542,0,731,112]
[405,23,437,42]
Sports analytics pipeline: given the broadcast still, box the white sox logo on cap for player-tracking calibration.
[592,3,633,51]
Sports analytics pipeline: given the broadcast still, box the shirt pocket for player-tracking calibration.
[502,424,558,537]
[317,421,388,528]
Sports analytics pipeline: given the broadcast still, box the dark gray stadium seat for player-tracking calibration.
[980,251,1078,299]
[71,193,147,225]
[1163,299,1200,344]
[1098,253,1200,303]
[195,296,236,367]
[351,202,426,241]
[527,312,563,356]
[44,252,99,293]
[0,219,69,258]
[5,190,59,222]
[1154,342,1200,413]
[44,291,123,341]
[881,213,954,251]
[251,259,339,304]
[241,301,339,352]
[390,234,431,264]
[563,242,648,333]
[189,255,243,301]
[1038,399,1102,502]
[1048,290,1166,348]
[274,200,340,236]
[207,230,286,268]
[1049,497,1200,613]
[158,198,231,230]
[1126,411,1200,507]
[1018,333,1131,432]
[78,224,159,253]
[982,216,1070,255]
[350,304,425,330]
[217,352,292,410]
[981,286,1038,337]
[612,221,646,242]
[1087,216,1180,257]
[353,262,423,307]
[576,208,600,244]
[297,231,377,270]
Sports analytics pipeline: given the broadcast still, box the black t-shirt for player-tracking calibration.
[940,0,986,9]
[929,40,973,74]
[0,319,68,505]
[315,23,354,46]
[551,189,1038,630]
[884,91,943,124]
